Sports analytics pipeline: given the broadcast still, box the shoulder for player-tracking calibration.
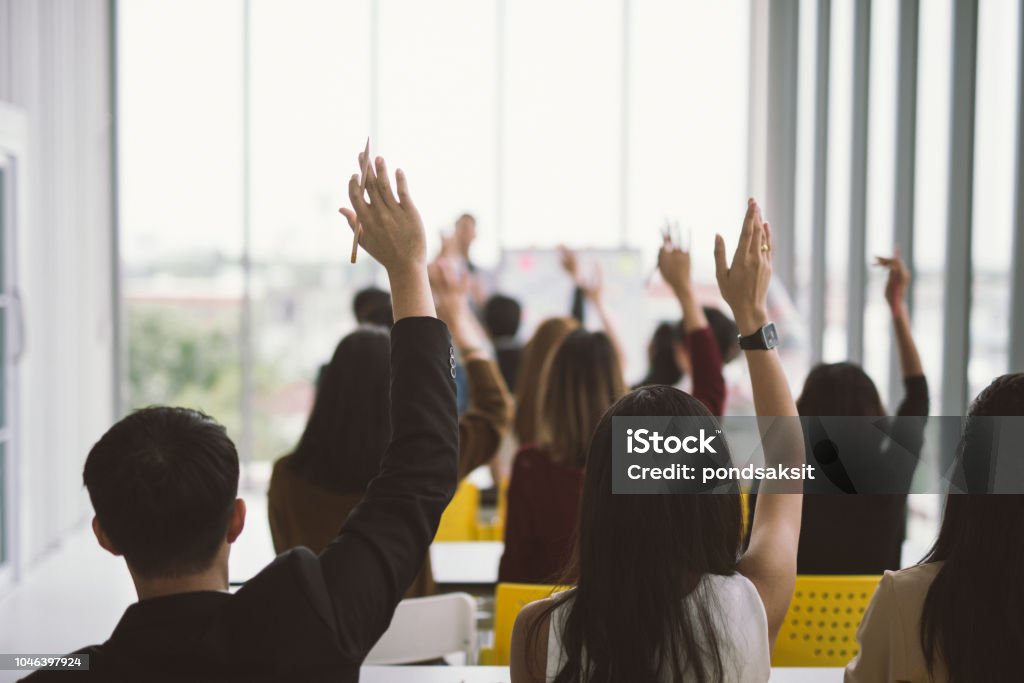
[704,573,770,635]
[880,562,941,607]
[511,594,569,683]
[511,445,548,472]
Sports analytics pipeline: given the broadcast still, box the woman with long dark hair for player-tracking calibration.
[781,252,928,574]
[510,199,806,682]
[635,231,735,415]
[268,259,511,597]
[498,328,627,583]
[847,372,1024,683]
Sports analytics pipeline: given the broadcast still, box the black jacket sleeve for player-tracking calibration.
[316,316,459,660]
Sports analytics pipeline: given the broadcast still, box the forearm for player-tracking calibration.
[675,285,709,332]
[458,359,513,478]
[891,305,923,378]
[447,306,490,363]
[388,266,435,321]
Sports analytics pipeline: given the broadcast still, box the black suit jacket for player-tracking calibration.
[24,317,458,682]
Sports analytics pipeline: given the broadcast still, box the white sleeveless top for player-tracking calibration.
[545,573,771,682]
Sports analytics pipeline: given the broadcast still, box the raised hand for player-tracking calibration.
[428,257,487,359]
[714,198,772,335]
[428,257,470,325]
[657,232,693,296]
[875,250,910,314]
[339,154,425,277]
[558,244,580,282]
[339,152,433,321]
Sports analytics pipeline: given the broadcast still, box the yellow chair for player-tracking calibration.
[773,575,882,667]
[434,481,480,541]
[480,582,563,665]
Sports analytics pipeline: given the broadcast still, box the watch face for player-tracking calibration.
[763,323,779,348]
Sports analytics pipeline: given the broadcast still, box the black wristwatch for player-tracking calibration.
[738,322,779,351]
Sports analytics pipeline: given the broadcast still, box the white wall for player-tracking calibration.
[0,0,116,569]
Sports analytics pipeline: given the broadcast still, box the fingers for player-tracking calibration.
[748,202,765,256]
[736,198,756,260]
[374,157,399,206]
[347,173,370,216]
[339,207,359,232]
[395,168,414,207]
[714,233,728,285]
[364,156,389,207]
[762,221,772,261]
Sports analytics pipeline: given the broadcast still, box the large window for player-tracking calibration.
[119,0,752,462]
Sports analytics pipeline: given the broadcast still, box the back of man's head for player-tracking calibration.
[353,287,394,327]
[83,407,239,578]
[484,294,522,339]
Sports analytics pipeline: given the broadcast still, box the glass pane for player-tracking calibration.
[912,0,953,414]
[823,0,855,362]
[119,0,246,444]
[969,0,1018,400]
[862,0,899,406]
[249,0,371,264]
[0,440,6,566]
[627,0,749,265]
[377,0,498,263]
[0,165,5,289]
[503,0,622,248]
[125,297,244,441]
[0,307,5,431]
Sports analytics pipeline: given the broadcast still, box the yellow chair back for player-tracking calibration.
[772,575,882,667]
[481,582,562,665]
[434,480,480,541]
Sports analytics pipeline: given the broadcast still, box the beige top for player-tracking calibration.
[845,562,947,683]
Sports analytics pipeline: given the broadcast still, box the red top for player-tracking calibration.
[498,445,585,584]
[687,326,726,416]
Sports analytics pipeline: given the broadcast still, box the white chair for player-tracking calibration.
[364,592,478,665]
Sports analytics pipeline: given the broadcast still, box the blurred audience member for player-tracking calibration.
[499,329,627,583]
[484,294,523,390]
[352,286,393,327]
[270,258,511,598]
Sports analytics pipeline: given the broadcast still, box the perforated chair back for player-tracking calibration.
[365,592,477,665]
[434,480,480,541]
[772,575,882,666]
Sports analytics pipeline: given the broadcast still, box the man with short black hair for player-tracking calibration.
[483,294,522,389]
[24,155,456,682]
[352,286,393,327]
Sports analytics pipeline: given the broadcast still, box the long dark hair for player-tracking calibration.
[640,321,683,387]
[287,326,391,493]
[920,373,1024,682]
[797,362,886,416]
[530,386,743,682]
[537,330,627,468]
[513,316,579,445]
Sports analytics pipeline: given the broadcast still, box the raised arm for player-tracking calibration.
[717,199,804,648]
[658,232,725,414]
[559,245,625,371]
[876,251,923,380]
[430,258,513,478]
[327,154,459,659]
